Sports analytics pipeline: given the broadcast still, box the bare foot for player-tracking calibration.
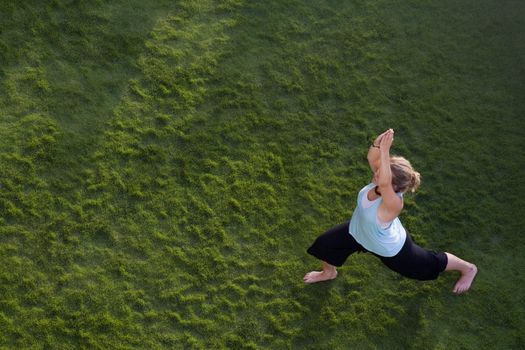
[452,264,478,294]
[303,270,338,284]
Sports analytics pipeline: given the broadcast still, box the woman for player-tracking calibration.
[304,129,477,294]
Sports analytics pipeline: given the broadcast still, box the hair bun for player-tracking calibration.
[410,171,421,193]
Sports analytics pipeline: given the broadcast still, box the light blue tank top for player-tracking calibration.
[348,183,407,257]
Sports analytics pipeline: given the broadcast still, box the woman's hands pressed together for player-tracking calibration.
[372,129,391,148]
[368,129,394,172]
[379,129,394,153]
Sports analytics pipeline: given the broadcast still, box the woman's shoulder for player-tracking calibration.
[357,183,375,198]
[360,183,375,192]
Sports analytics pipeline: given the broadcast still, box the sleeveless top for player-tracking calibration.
[348,183,407,257]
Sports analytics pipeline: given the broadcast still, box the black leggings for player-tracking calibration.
[307,221,448,281]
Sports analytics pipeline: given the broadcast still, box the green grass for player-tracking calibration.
[1,0,524,349]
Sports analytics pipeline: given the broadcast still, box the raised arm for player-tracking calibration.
[377,129,403,222]
[368,130,390,172]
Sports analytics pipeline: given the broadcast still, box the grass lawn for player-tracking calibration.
[0,0,524,349]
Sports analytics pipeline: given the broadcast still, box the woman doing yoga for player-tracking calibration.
[304,129,477,294]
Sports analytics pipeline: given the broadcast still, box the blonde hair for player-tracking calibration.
[390,156,420,193]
